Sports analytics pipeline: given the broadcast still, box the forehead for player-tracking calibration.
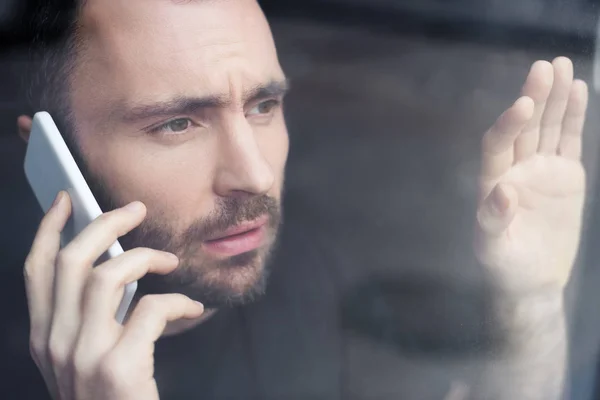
[73,0,283,117]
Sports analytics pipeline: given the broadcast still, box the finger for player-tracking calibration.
[25,192,71,352]
[35,368,61,400]
[514,60,554,162]
[25,192,70,400]
[51,201,146,322]
[60,201,147,268]
[559,79,589,160]
[49,202,147,368]
[481,96,534,182]
[74,250,178,373]
[18,115,33,141]
[538,57,574,154]
[78,249,179,343]
[476,183,518,236]
[117,294,204,351]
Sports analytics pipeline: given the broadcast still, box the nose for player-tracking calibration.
[213,115,275,198]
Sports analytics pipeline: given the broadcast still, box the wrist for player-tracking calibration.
[491,287,565,320]
[486,288,566,353]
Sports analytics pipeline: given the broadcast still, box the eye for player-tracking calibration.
[148,118,192,135]
[247,99,280,117]
[166,118,191,132]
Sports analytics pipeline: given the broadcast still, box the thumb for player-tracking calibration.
[476,183,518,236]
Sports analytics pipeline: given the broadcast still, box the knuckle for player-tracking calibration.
[167,293,190,308]
[29,337,46,365]
[131,247,161,263]
[95,211,115,224]
[173,293,190,303]
[94,209,129,240]
[56,249,81,268]
[97,210,127,232]
[88,267,120,290]
[137,295,164,313]
[48,344,68,368]
[48,335,72,369]
[98,354,129,387]
[23,257,36,283]
[38,212,56,231]
[72,348,95,380]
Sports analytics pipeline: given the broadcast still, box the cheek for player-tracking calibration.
[84,136,218,229]
[258,119,289,195]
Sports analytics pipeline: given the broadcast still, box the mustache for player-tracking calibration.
[183,195,281,242]
[121,195,281,253]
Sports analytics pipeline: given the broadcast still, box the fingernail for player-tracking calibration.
[52,191,64,208]
[124,201,143,212]
[168,253,179,262]
[194,301,204,309]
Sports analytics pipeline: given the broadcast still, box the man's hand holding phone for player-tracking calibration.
[25,191,205,400]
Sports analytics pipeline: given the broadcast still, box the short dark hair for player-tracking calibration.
[28,0,86,140]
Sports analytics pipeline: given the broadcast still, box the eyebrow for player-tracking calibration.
[119,79,290,124]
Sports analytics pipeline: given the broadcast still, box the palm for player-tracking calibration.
[475,58,589,293]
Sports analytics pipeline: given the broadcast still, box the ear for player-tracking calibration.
[18,115,33,143]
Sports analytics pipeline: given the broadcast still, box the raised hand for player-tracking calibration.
[25,192,204,400]
[475,57,589,294]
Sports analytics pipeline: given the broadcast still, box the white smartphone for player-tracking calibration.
[24,111,137,324]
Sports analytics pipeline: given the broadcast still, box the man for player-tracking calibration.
[17,0,589,398]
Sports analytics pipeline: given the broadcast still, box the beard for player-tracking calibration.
[119,195,282,308]
[66,137,282,308]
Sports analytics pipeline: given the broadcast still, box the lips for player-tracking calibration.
[202,216,269,257]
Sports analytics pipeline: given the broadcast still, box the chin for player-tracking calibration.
[138,249,272,309]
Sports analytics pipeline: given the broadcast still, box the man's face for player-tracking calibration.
[68,0,289,307]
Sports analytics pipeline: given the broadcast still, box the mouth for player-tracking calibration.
[202,216,269,257]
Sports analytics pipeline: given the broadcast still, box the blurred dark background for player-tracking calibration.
[3,0,600,398]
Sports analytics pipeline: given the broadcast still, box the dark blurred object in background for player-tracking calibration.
[0,0,597,52]
[260,0,597,54]
[0,0,25,36]
[0,0,74,44]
